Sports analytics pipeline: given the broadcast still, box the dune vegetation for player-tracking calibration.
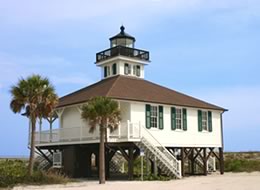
[0,159,71,188]
[224,152,260,172]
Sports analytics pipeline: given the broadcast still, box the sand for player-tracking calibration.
[13,172,260,190]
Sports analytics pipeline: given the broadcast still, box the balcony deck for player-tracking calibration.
[96,46,149,63]
[34,122,143,147]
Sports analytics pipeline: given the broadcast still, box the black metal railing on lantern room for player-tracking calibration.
[96,45,149,63]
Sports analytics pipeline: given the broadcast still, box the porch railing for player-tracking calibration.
[34,121,142,144]
[96,46,149,63]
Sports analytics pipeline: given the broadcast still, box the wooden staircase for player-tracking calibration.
[35,151,52,170]
[134,126,182,179]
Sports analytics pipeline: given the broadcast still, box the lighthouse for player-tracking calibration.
[96,26,150,79]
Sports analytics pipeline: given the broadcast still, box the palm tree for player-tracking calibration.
[81,97,121,184]
[10,74,58,175]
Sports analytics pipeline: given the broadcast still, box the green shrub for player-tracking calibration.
[0,159,70,188]
[224,159,260,172]
[0,159,27,187]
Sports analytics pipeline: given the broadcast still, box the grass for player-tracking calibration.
[0,159,72,188]
[224,152,260,172]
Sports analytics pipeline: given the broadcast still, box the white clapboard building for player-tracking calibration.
[34,26,227,179]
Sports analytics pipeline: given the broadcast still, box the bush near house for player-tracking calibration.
[0,159,70,188]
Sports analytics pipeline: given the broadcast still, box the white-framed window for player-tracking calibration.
[133,65,136,75]
[150,105,158,128]
[136,65,140,77]
[202,111,208,131]
[104,65,111,78]
[175,108,182,129]
[107,65,111,76]
[133,65,141,77]
[124,63,131,75]
[112,63,117,75]
[172,107,187,131]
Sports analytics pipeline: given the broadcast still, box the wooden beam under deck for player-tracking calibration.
[37,141,224,179]
[167,147,223,177]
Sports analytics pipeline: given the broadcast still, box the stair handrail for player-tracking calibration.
[140,124,182,177]
[141,125,178,161]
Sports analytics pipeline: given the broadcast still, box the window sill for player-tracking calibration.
[172,129,185,132]
[149,127,161,131]
[201,130,210,133]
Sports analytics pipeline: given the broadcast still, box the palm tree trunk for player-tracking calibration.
[28,116,36,176]
[99,125,106,184]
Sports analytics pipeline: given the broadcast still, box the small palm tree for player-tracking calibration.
[10,75,58,175]
[81,97,121,184]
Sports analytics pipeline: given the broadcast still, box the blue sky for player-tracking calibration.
[0,0,259,156]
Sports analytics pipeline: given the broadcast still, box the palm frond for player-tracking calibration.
[10,74,58,119]
[81,97,121,134]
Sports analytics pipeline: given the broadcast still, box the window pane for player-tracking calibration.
[124,63,129,74]
[137,65,140,76]
[128,65,131,74]
[133,65,136,75]
[202,111,208,130]
[112,63,117,75]
[106,66,110,76]
[175,108,182,129]
[150,106,158,128]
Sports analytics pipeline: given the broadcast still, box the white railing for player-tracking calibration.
[34,121,142,145]
[139,126,182,178]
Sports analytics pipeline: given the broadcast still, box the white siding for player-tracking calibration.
[120,101,131,123]
[99,58,145,79]
[60,102,131,129]
[61,107,81,128]
[130,102,222,147]
[118,61,145,78]
[58,101,222,148]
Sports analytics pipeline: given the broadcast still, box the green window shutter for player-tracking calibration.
[145,104,151,129]
[112,63,117,75]
[208,111,212,132]
[198,110,202,132]
[171,107,176,130]
[159,106,164,130]
[104,66,107,77]
[182,108,187,131]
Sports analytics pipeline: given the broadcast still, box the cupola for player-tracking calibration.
[95,26,150,80]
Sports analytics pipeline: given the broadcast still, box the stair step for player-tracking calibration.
[135,137,181,179]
